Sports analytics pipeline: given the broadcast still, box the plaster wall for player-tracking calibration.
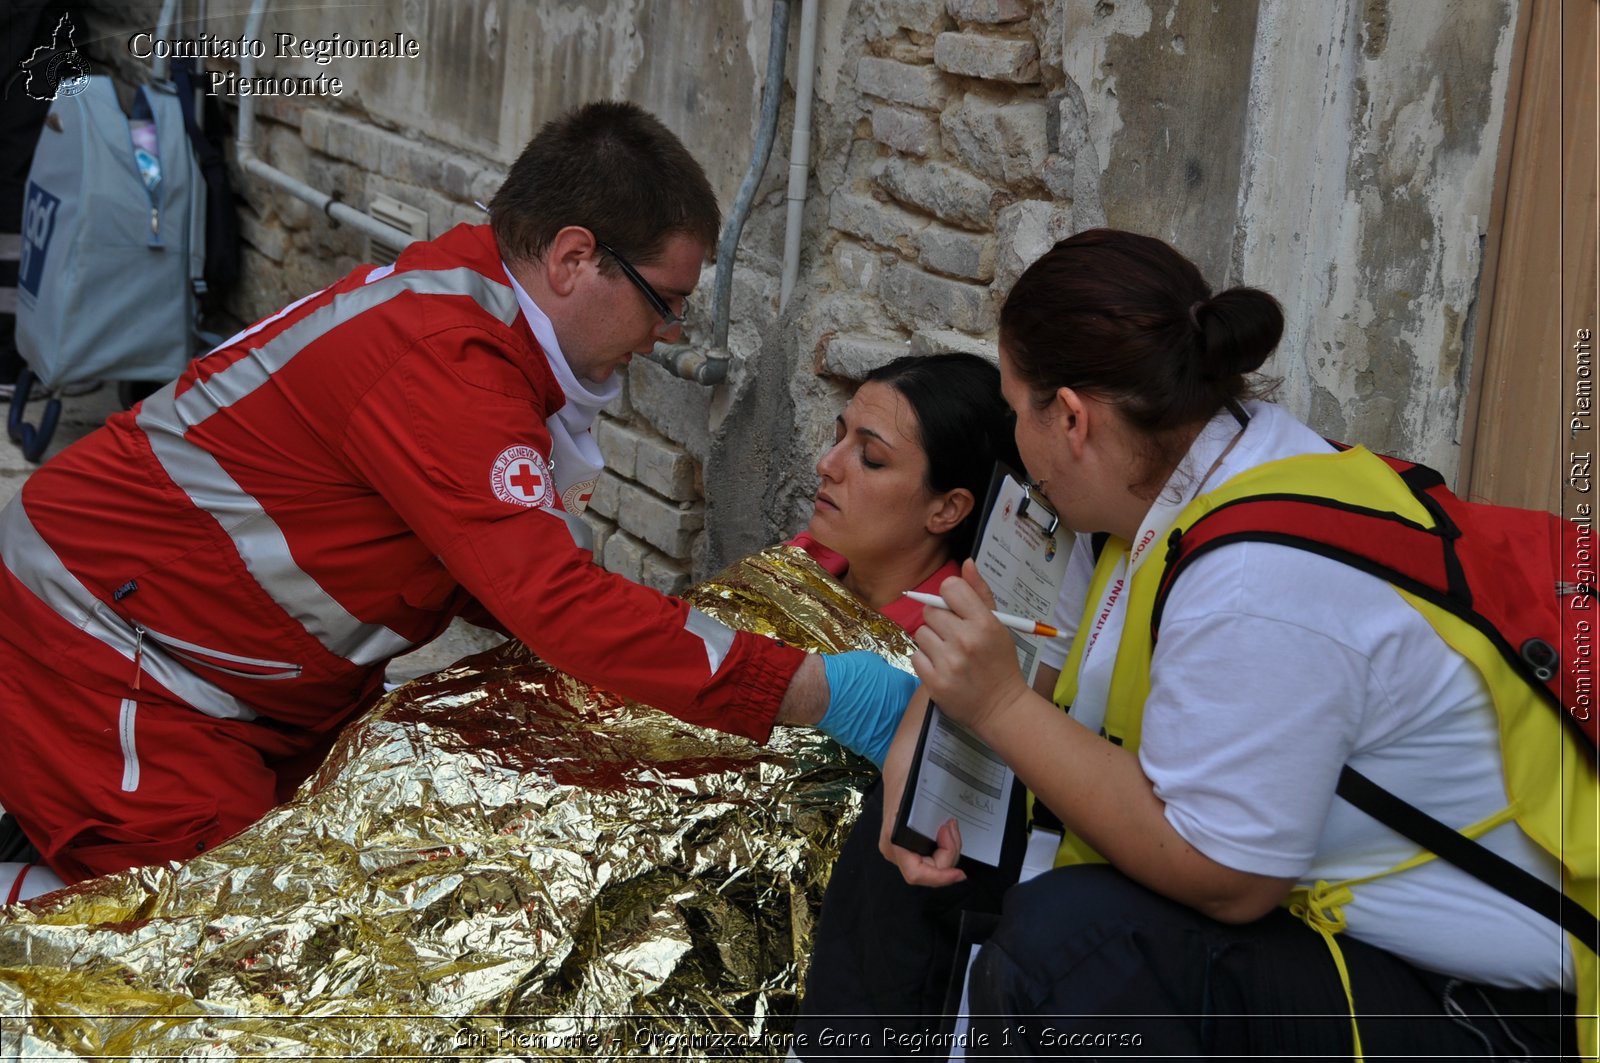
[1232,0,1517,475]
[159,0,773,205]
[1055,0,1515,478]
[85,0,779,593]
[706,0,1517,568]
[1061,0,1259,283]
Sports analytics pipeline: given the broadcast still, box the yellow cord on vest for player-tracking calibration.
[1288,880,1364,1063]
[1281,808,1519,1063]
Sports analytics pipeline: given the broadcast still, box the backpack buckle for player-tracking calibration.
[1520,638,1559,682]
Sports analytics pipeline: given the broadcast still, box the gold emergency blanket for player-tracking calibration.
[0,545,910,1058]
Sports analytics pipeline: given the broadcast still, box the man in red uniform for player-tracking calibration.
[0,101,912,898]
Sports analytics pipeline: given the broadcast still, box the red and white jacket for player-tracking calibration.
[0,224,804,740]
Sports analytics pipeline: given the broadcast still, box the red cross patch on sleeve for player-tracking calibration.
[491,445,554,508]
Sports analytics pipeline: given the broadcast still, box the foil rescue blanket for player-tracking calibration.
[0,545,910,1059]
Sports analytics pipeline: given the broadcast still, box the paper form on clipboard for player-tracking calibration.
[892,464,1072,867]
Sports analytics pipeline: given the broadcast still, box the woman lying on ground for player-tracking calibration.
[796,229,1576,1059]
[710,349,1021,770]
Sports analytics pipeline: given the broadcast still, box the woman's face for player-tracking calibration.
[1000,345,1150,539]
[998,347,1067,508]
[808,381,945,566]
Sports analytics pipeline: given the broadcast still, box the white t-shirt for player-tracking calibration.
[1053,400,1570,991]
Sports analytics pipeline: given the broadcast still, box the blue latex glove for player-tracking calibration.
[818,651,918,767]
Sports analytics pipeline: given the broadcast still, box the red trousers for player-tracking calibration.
[0,624,357,883]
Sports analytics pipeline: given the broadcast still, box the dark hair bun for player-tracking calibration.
[1198,286,1284,379]
[999,229,1284,477]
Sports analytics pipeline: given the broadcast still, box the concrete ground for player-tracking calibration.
[0,383,505,687]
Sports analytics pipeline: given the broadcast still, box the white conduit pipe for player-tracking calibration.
[235,0,416,249]
[779,0,817,311]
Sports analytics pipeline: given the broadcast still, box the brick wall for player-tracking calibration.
[588,386,702,595]
[808,0,1102,389]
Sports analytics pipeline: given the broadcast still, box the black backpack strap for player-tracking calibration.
[1337,765,1599,953]
[169,57,241,302]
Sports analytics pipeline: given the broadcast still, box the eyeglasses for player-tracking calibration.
[594,237,686,331]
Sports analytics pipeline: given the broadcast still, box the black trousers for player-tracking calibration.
[797,794,1576,1061]
[796,785,1018,1055]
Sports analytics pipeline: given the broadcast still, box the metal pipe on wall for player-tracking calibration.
[779,0,817,311]
[710,0,791,352]
[235,0,416,249]
[228,0,812,387]
[648,0,791,386]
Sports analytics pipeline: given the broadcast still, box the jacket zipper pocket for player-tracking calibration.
[137,623,302,681]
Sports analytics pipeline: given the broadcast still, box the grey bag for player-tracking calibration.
[16,75,204,390]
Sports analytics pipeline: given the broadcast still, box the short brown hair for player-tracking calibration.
[489,100,721,269]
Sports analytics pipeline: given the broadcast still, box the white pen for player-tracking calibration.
[903,591,1061,638]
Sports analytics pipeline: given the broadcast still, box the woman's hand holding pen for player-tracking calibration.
[910,560,1034,737]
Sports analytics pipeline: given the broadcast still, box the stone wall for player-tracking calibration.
[72,0,1519,587]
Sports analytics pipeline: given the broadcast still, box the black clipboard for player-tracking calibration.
[889,462,1064,869]
[889,704,1029,870]
[889,699,948,857]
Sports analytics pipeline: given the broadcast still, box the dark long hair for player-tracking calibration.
[999,229,1283,494]
[864,352,1023,560]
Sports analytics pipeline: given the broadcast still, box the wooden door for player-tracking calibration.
[1459,0,1598,516]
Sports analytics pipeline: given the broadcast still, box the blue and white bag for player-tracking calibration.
[16,75,204,391]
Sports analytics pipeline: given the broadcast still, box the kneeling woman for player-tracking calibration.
[800,230,1576,1059]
